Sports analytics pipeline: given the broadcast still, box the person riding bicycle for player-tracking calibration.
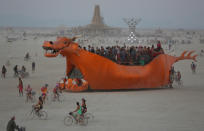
[25,84,32,101]
[53,84,60,100]
[34,96,43,113]
[41,84,48,102]
[72,102,82,123]
[81,98,87,115]
[21,66,26,73]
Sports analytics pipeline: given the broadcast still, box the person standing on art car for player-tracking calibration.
[153,41,164,57]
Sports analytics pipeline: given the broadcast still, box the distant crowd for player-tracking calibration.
[1,52,35,79]
[82,41,164,65]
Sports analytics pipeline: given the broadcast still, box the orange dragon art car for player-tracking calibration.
[42,37,197,92]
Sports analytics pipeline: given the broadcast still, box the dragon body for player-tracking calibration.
[42,37,197,92]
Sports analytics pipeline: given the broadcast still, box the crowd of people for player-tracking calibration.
[82,41,164,65]
[1,61,35,79]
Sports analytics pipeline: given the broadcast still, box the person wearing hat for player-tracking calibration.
[153,41,164,57]
[6,116,19,131]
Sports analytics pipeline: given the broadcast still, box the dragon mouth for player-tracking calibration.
[43,46,60,57]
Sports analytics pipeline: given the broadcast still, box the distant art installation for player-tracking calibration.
[123,18,141,43]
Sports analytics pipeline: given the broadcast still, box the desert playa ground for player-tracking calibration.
[0,32,204,131]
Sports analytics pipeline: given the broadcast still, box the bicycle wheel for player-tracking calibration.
[51,93,56,102]
[59,94,65,102]
[79,117,88,126]
[84,113,94,121]
[178,80,183,88]
[25,110,35,120]
[64,116,73,126]
[39,111,48,120]
[28,109,36,120]
[31,95,36,103]
[170,75,174,83]
[44,96,51,105]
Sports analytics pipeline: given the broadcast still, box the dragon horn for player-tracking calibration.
[176,50,198,62]
[180,50,188,58]
[186,50,195,57]
[192,54,198,62]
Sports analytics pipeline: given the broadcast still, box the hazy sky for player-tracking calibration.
[0,0,204,29]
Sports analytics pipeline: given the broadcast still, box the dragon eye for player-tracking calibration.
[50,41,53,45]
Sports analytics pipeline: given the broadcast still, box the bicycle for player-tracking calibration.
[51,92,65,102]
[84,112,94,121]
[25,91,36,103]
[17,126,26,131]
[26,106,48,120]
[18,70,29,78]
[64,112,88,126]
[41,93,51,105]
[176,80,183,88]
[191,67,196,74]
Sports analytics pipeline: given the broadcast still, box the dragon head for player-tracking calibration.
[42,36,79,57]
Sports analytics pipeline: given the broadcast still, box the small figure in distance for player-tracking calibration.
[25,84,32,102]
[191,62,196,74]
[32,61,35,73]
[21,66,26,73]
[24,52,30,61]
[18,77,23,96]
[13,65,18,77]
[1,65,7,78]
[53,84,60,101]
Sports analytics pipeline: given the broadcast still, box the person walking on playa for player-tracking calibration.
[41,84,48,103]
[13,65,18,77]
[191,62,196,74]
[32,61,35,72]
[1,65,7,78]
[25,84,32,102]
[18,77,23,96]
